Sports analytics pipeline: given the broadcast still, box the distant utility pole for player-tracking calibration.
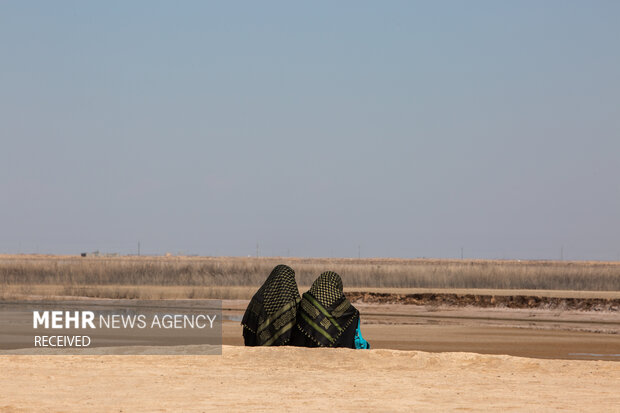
[138,241,141,256]
[256,242,259,258]
[461,247,464,260]
[358,245,361,259]
[560,245,564,261]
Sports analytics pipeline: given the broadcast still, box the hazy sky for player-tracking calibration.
[1,1,619,260]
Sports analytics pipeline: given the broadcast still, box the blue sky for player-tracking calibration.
[1,1,619,260]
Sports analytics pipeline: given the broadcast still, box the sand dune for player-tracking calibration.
[1,345,618,412]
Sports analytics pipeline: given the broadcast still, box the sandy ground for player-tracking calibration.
[1,299,618,411]
[1,345,619,412]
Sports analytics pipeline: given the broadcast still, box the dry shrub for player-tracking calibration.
[0,255,618,294]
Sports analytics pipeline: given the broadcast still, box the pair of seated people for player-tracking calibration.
[241,264,370,349]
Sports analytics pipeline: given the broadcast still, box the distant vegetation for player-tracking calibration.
[0,255,618,299]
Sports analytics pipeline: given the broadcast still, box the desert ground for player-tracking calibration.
[1,255,619,411]
[1,345,619,412]
[1,300,619,412]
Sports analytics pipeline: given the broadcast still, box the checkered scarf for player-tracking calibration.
[296,271,359,347]
[241,265,300,346]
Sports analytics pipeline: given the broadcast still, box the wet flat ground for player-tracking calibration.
[223,300,620,361]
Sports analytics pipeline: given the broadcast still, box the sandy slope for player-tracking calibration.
[1,346,618,412]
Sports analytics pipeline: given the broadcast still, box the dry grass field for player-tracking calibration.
[1,254,619,300]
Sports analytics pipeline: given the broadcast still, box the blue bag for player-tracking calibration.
[354,319,370,349]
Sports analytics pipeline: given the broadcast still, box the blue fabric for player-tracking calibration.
[354,319,370,349]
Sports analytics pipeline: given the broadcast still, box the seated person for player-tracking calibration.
[241,264,301,346]
[291,271,369,349]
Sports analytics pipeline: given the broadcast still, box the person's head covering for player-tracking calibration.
[295,271,359,347]
[241,264,300,346]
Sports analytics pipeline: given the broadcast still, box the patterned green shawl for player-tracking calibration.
[242,264,301,346]
[296,271,359,347]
